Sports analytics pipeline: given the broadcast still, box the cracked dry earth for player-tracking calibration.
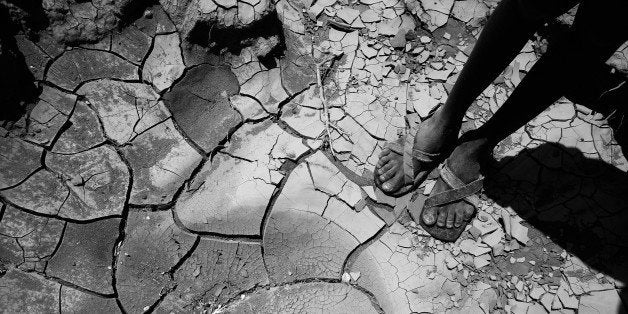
[2,0,628,313]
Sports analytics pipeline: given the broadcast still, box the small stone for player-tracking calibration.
[445,255,459,269]
[390,29,407,49]
[336,7,360,23]
[468,226,482,239]
[342,272,351,283]
[540,293,554,312]
[530,286,544,300]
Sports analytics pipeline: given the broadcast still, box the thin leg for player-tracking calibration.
[475,0,628,146]
[419,0,628,241]
[435,0,579,129]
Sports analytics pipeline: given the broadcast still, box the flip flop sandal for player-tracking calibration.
[373,115,446,198]
[410,161,484,242]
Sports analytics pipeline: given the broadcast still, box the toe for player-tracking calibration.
[378,148,392,161]
[463,206,475,221]
[437,207,448,227]
[380,163,399,181]
[454,206,465,228]
[422,207,437,226]
[445,206,456,228]
[379,162,395,176]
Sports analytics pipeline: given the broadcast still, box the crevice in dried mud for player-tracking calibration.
[213,277,385,314]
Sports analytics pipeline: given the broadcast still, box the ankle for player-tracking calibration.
[429,107,461,134]
[458,131,491,157]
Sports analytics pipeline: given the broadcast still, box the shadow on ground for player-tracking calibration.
[484,141,628,312]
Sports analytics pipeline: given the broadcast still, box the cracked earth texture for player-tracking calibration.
[2,0,628,313]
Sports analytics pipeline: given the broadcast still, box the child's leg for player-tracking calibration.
[423,0,628,231]
[376,0,577,192]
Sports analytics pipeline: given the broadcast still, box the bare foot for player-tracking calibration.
[422,137,488,228]
[376,110,458,193]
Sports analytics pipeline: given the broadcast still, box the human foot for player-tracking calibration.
[375,111,458,195]
[418,136,489,241]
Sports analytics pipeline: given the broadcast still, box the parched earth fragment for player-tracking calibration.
[175,154,276,235]
[347,223,500,313]
[163,64,241,152]
[578,289,625,313]
[78,79,170,145]
[0,136,42,189]
[46,218,121,294]
[143,33,185,91]
[0,269,60,313]
[111,26,153,64]
[134,4,178,36]
[332,115,381,176]
[52,100,105,154]
[159,0,275,38]
[46,146,129,220]
[116,210,197,313]
[46,49,138,90]
[42,0,150,44]
[229,95,268,120]
[280,85,325,138]
[239,68,289,113]
[345,91,405,140]
[60,285,120,313]
[0,205,65,271]
[451,0,490,27]
[263,151,384,283]
[407,0,454,31]
[280,31,316,96]
[122,119,202,205]
[15,34,51,80]
[263,208,360,284]
[23,86,77,147]
[224,120,308,168]
[0,169,69,217]
[220,282,379,313]
[175,120,307,235]
[157,238,269,311]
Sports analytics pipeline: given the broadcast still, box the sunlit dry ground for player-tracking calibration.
[1,0,628,313]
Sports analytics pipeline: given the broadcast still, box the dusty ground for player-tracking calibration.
[1,0,628,313]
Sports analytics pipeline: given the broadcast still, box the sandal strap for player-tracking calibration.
[424,162,484,208]
[402,116,419,183]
